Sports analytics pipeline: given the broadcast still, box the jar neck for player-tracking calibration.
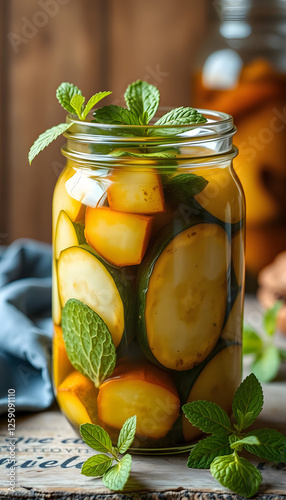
[61,110,237,170]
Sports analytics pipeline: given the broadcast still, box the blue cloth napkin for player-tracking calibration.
[0,239,54,415]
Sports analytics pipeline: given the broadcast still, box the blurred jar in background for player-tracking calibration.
[192,0,286,289]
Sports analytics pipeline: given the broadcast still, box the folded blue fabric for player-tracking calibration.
[0,239,54,415]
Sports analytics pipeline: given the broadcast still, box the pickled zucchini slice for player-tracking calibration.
[54,210,84,260]
[58,245,130,347]
[138,223,230,371]
[182,344,241,442]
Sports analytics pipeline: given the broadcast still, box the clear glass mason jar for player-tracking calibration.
[52,109,245,453]
[192,0,286,284]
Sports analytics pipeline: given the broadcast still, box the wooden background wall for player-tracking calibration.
[0,0,209,244]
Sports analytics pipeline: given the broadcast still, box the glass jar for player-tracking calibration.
[192,0,286,286]
[52,110,244,453]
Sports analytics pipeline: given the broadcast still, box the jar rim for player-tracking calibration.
[64,107,235,136]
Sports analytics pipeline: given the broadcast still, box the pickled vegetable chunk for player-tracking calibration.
[139,223,230,371]
[98,363,180,439]
[182,345,241,442]
[107,169,165,214]
[53,325,73,389]
[58,246,125,347]
[57,371,99,427]
[54,210,84,260]
[85,206,152,266]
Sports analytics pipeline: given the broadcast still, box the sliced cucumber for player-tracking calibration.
[58,245,133,348]
[137,222,230,371]
[54,210,84,260]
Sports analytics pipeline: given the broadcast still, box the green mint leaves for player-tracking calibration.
[28,123,72,165]
[210,453,262,499]
[243,301,284,382]
[28,83,111,163]
[183,373,286,498]
[124,80,160,124]
[182,401,232,436]
[93,79,207,133]
[56,82,82,113]
[80,416,136,491]
[61,299,116,388]
[29,79,207,163]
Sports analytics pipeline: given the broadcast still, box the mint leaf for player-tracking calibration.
[93,105,140,126]
[210,454,262,498]
[187,436,231,469]
[102,454,132,491]
[56,82,82,113]
[124,80,160,124]
[151,107,207,136]
[70,94,85,119]
[234,410,254,432]
[80,423,113,454]
[252,345,280,383]
[117,416,137,454]
[232,374,263,431]
[182,401,232,436]
[82,91,112,120]
[62,299,116,388]
[28,122,72,164]
[245,428,286,462]
[166,173,208,204]
[263,301,283,337]
[230,435,260,451]
[81,454,113,477]
[243,325,263,355]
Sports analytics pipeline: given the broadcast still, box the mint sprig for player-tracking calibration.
[243,301,284,382]
[28,83,111,163]
[93,80,207,135]
[61,299,116,388]
[183,373,286,498]
[80,416,136,492]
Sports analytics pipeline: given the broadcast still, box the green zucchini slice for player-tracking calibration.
[54,210,84,260]
[137,223,230,371]
[58,245,133,348]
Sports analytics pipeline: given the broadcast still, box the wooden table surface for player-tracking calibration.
[0,298,285,499]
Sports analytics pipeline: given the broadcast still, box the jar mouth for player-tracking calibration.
[64,108,235,137]
[62,108,237,167]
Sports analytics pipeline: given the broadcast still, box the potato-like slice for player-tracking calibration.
[182,345,241,442]
[57,371,99,427]
[53,325,73,389]
[144,223,230,370]
[107,169,165,214]
[98,363,180,440]
[85,206,152,266]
